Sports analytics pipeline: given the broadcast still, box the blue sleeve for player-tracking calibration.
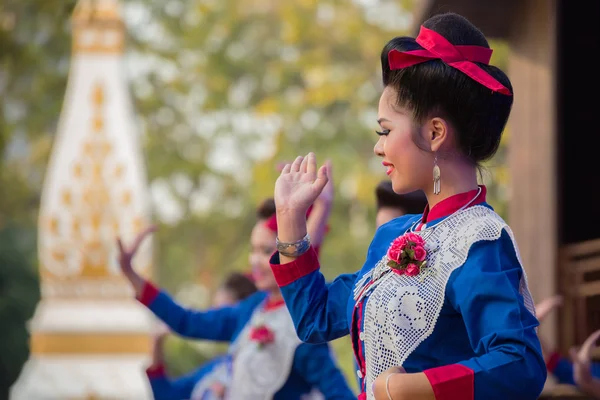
[147,363,214,400]
[293,343,356,399]
[552,357,575,385]
[142,284,264,341]
[270,248,357,343]
[593,362,600,381]
[444,230,547,399]
[552,358,600,386]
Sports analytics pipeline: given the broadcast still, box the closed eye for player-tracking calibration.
[376,129,390,136]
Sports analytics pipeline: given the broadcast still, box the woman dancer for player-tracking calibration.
[146,272,257,400]
[269,12,545,400]
[119,192,355,399]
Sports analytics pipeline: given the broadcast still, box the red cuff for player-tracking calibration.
[270,246,320,287]
[424,364,474,400]
[546,351,561,373]
[136,281,160,306]
[313,245,320,257]
[146,363,166,378]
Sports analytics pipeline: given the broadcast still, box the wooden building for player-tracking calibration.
[413,0,600,397]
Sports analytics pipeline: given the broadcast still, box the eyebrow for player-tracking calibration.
[377,118,390,125]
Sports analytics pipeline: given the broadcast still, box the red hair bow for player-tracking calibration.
[388,26,511,95]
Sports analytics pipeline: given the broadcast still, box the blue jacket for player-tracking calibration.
[270,204,546,400]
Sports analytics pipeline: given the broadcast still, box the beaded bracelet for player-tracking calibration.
[276,234,311,257]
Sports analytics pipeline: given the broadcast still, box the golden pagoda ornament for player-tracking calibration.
[10,1,154,398]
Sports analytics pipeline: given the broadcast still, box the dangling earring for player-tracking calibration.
[433,154,441,195]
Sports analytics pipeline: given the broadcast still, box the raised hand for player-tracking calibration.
[535,295,563,323]
[116,225,156,293]
[570,329,600,396]
[274,153,329,214]
[117,225,156,276]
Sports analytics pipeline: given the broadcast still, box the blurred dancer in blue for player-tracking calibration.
[119,190,355,399]
[146,271,257,400]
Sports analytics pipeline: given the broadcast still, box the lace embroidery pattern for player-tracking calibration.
[228,304,301,400]
[358,206,535,400]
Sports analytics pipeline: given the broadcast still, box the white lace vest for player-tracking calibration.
[227,303,301,400]
[352,206,536,400]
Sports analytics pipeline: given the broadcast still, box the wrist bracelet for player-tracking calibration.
[385,372,398,400]
[276,234,311,257]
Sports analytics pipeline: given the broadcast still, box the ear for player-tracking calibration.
[425,117,450,153]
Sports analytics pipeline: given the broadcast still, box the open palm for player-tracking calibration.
[534,295,562,323]
[117,225,156,276]
[571,329,600,393]
[274,153,329,213]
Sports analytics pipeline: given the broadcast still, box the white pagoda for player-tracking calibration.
[10,1,155,398]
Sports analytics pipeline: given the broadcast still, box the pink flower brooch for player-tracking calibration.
[387,232,429,277]
[249,324,275,348]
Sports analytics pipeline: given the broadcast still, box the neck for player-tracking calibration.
[423,158,478,210]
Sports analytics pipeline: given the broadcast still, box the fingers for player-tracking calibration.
[276,161,290,172]
[116,238,125,255]
[535,295,563,322]
[312,164,329,193]
[570,347,580,363]
[300,153,310,174]
[130,225,157,254]
[284,153,327,179]
[580,329,600,363]
[323,160,333,184]
[305,152,316,175]
[281,163,291,174]
[291,156,304,172]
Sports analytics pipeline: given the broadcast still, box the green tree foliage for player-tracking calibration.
[0,225,40,400]
[1,1,76,222]
[1,0,510,393]
[0,1,75,395]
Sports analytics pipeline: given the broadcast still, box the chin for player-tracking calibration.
[391,177,420,195]
[391,180,410,195]
[255,280,273,292]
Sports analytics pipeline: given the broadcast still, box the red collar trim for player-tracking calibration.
[422,185,487,223]
[264,296,285,311]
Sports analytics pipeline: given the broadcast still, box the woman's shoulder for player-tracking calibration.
[236,291,269,310]
[443,203,508,235]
